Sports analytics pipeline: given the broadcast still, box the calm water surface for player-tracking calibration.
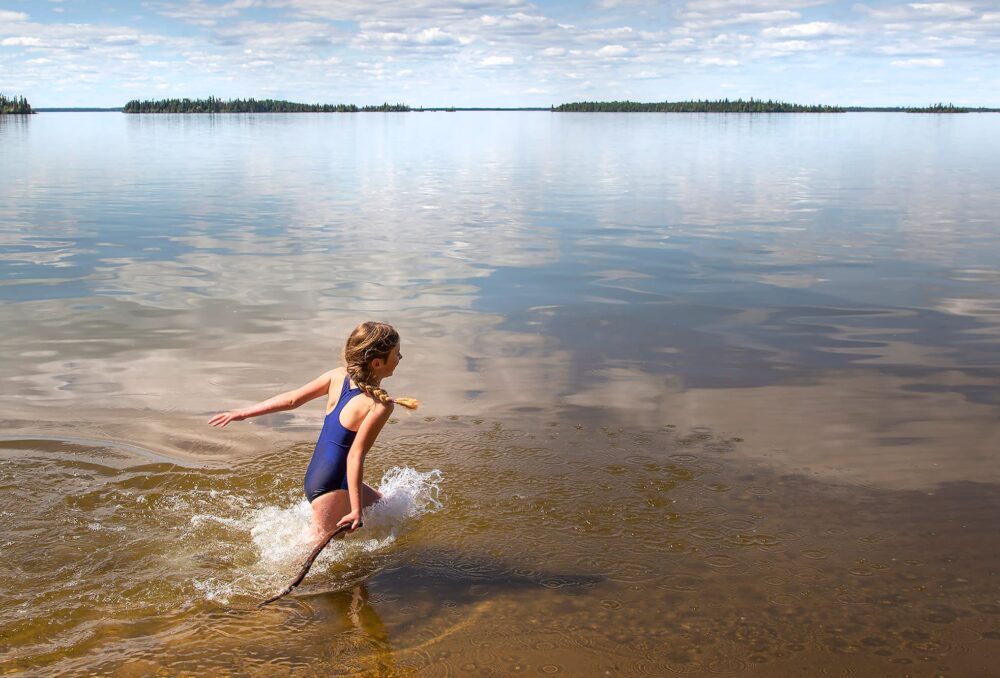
[2,112,1000,675]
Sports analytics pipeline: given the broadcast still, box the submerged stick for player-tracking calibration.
[258,522,359,608]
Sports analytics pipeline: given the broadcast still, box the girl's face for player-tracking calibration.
[372,342,402,379]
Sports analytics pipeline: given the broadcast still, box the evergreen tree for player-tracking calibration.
[552,98,844,113]
[0,92,34,114]
[122,96,407,113]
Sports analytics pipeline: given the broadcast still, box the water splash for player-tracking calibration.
[190,466,443,603]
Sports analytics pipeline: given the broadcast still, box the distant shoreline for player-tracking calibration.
[35,108,123,113]
[29,102,1000,114]
[32,107,999,114]
[17,94,1000,114]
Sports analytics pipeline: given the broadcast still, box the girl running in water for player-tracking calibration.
[208,321,418,544]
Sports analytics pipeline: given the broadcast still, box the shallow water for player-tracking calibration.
[1,112,1000,675]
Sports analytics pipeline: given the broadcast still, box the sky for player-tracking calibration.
[0,0,996,107]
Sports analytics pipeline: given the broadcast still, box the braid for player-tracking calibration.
[346,364,394,406]
[343,322,420,411]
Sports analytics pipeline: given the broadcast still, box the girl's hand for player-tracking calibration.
[208,410,245,428]
[337,510,363,533]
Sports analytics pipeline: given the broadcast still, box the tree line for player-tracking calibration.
[553,99,998,113]
[123,97,410,113]
[552,99,844,113]
[0,93,33,114]
[844,103,993,113]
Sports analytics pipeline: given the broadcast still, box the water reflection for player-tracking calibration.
[1,113,999,482]
[307,584,396,675]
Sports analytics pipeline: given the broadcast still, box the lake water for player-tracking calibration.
[2,111,999,675]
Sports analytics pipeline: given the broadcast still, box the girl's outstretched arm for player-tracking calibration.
[208,369,338,428]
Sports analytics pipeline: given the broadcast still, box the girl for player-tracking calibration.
[208,321,418,544]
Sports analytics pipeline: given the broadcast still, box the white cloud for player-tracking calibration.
[303,55,342,66]
[281,0,535,23]
[157,0,259,26]
[926,35,975,46]
[676,9,801,33]
[891,57,944,66]
[0,10,29,22]
[413,27,465,45]
[685,56,740,66]
[105,34,142,45]
[597,0,657,7]
[212,20,341,52]
[479,55,514,66]
[908,3,975,18]
[1,37,43,47]
[708,32,750,46]
[762,22,855,38]
[855,2,976,21]
[595,44,629,57]
[683,0,823,9]
[733,10,801,23]
[1,0,996,107]
[479,12,553,31]
[768,39,815,52]
[507,12,549,26]
[583,27,635,41]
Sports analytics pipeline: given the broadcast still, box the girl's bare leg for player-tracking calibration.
[309,483,383,545]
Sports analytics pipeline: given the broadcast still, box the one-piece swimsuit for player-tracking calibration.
[303,375,363,502]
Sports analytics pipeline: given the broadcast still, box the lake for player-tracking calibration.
[2,111,999,675]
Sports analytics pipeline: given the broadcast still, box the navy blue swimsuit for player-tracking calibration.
[304,376,364,502]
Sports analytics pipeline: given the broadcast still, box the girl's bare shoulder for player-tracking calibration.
[316,366,344,382]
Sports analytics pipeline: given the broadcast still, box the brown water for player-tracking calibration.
[2,112,1000,675]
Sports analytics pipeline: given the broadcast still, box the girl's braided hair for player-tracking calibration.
[344,321,419,410]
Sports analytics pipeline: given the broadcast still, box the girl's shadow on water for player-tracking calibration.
[260,550,603,671]
[299,547,604,608]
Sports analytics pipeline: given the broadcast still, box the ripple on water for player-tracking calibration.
[657,574,704,592]
[802,549,829,560]
[608,562,659,585]
[669,454,699,464]
[689,527,726,541]
[704,554,742,569]
[720,518,756,531]
[7,419,1000,675]
[707,657,748,674]
[3,442,446,658]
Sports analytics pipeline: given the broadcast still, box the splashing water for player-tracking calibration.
[190,467,443,603]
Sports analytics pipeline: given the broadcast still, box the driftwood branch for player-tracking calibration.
[258,522,358,607]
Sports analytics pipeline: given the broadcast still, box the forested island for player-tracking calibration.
[553,99,843,113]
[0,94,33,114]
[553,99,998,113]
[123,97,409,113]
[844,103,998,113]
